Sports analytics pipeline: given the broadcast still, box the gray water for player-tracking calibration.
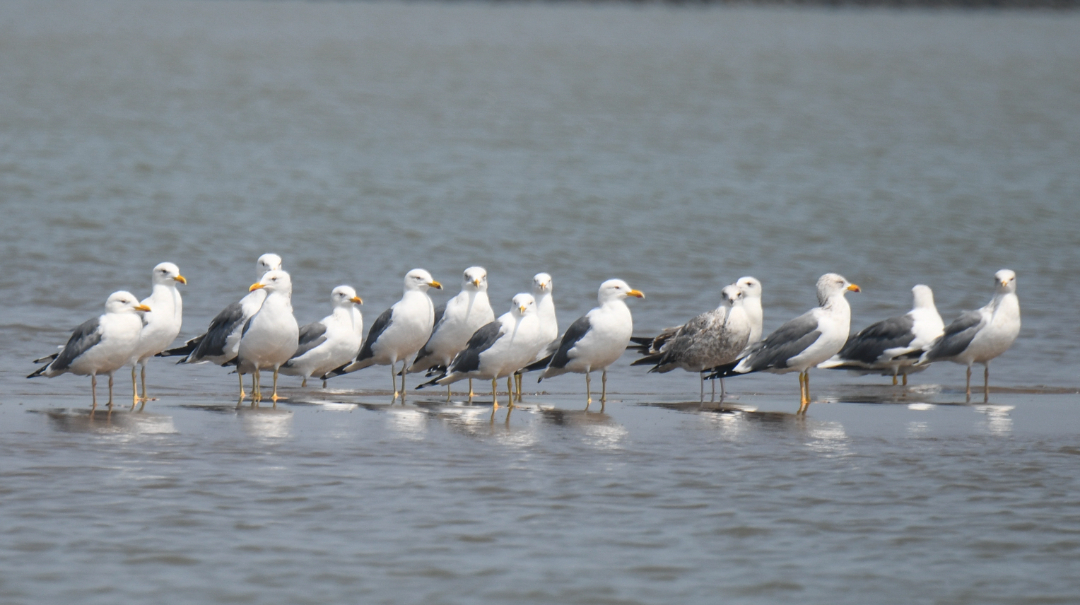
[2,1,1080,603]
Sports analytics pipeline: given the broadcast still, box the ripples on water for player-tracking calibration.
[2,0,1080,603]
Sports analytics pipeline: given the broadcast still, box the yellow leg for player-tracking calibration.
[271,367,281,406]
[253,369,262,405]
[507,376,515,408]
[400,362,407,401]
[91,374,98,412]
[983,364,990,403]
[601,369,608,404]
[131,366,139,409]
[301,377,307,388]
[902,373,908,386]
[141,363,149,403]
[446,384,452,403]
[391,363,399,401]
[107,373,115,410]
[515,373,523,400]
[491,378,499,410]
[468,378,475,401]
[238,372,246,402]
[892,373,898,386]
[585,371,592,410]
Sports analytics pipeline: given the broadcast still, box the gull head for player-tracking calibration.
[332,285,363,307]
[735,276,761,301]
[995,269,1017,294]
[257,253,283,276]
[598,279,644,304]
[532,273,553,295]
[152,262,186,286]
[405,268,441,292]
[250,270,293,296]
[463,267,488,292]
[106,291,151,314]
[816,273,860,305]
[721,284,743,308]
[911,284,936,310]
[511,293,536,317]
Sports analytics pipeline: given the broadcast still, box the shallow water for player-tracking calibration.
[2,1,1080,603]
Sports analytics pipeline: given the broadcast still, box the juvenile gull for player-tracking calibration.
[280,285,364,388]
[819,284,943,385]
[515,272,557,398]
[407,267,493,399]
[707,273,860,413]
[29,291,151,411]
[418,293,545,409]
[918,269,1020,402]
[326,269,442,400]
[235,270,299,405]
[528,279,644,409]
[128,262,186,408]
[632,284,751,402]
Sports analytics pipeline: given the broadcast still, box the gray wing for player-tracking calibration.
[925,310,984,361]
[32,317,102,375]
[836,314,916,366]
[289,322,329,360]
[190,302,246,361]
[548,315,592,371]
[447,322,504,375]
[412,303,448,366]
[743,312,822,372]
[431,303,447,333]
[354,307,394,363]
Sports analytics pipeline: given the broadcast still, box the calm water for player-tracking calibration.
[2,1,1080,603]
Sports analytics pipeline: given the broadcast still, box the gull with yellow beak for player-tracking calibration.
[325,268,442,401]
[29,291,152,411]
[127,262,187,408]
[280,285,364,388]
[407,266,494,399]
[235,270,299,405]
[529,279,645,409]
[706,273,861,413]
[418,293,545,410]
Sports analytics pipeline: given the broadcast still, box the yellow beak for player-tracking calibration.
[519,305,528,314]
[134,304,151,312]
[429,280,442,290]
[627,289,645,299]
[174,275,187,285]
[249,282,265,292]
[350,296,364,305]
[472,279,481,287]
[847,284,861,292]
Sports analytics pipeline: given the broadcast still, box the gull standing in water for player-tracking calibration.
[418,293,545,411]
[529,279,644,410]
[819,284,943,385]
[159,253,282,399]
[707,273,860,413]
[235,270,299,405]
[632,284,751,402]
[918,269,1020,402]
[515,272,557,399]
[279,285,364,388]
[127,262,186,408]
[326,269,441,401]
[29,292,151,411]
[407,267,493,400]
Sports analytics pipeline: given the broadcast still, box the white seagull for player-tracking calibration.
[159,253,281,397]
[407,266,494,398]
[632,284,751,402]
[707,273,860,413]
[735,276,764,345]
[819,284,944,385]
[326,269,442,400]
[918,269,1020,402]
[235,270,299,404]
[127,262,187,408]
[29,291,151,411]
[529,279,644,409]
[418,293,545,409]
[280,285,364,388]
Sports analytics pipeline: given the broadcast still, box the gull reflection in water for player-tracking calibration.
[44,409,177,435]
[537,406,626,450]
[385,407,428,440]
[974,405,1014,436]
[237,407,293,440]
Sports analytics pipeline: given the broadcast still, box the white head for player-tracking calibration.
[816,273,860,305]
[511,293,536,317]
[462,267,488,292]
[720,284,742,308]
[257,253,283,277]
[250,270,293,296]
[911,284,936,310]
[735,276,761,301]
[995,269,1017,294]
[598,279,645,304]
[331,285,363,308]
[404,268,442,292]
[105,291,151,314]
[151,262,186,287]
[532,273,553,296]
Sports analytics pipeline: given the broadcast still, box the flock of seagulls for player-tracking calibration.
[27,253,1021,413]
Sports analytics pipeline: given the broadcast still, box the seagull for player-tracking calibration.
[528,279,644,409]
[235,270,299,405]
[515,272,557,398]
[127,262,187,408]
[418,293,545,409]
[918,269,1020,402]
[29,291,151,411]
[159,253,281,398]
[735,276,764,344]
[819,284,944,385]
[706,273,860,413]
[631,284,751,402]
[326,269,442,400]
[407,266,494,399]
[279,285,364,388]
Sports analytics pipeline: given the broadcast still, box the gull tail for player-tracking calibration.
[522,354,553,374]
[32,352,59,364]
[27,362,51,379]
[704,361,741,380]
[630,353,663,368]
[158,335,202,359]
